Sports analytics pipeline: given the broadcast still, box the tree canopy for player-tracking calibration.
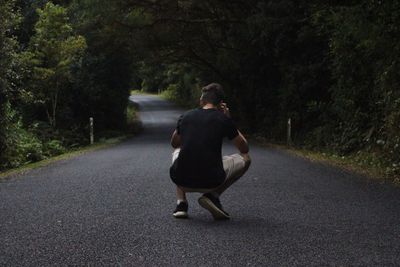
[0,0,399,176]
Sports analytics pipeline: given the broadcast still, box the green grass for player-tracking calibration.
[0,135,130,179]
[0,99,143,180]
[160,88,193,109]
[130,89,157,95]
[127,101,139,124]
[126,100,143,134]
[130,89,142,95]
[252,136,400,186]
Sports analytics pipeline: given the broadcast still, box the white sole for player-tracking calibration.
[173,211,188,218]
[198,196,230,220]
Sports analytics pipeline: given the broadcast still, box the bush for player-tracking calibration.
[162,84,180,103]
[2,121,44,169]
[161,67,201,109]
[42,140,66,157]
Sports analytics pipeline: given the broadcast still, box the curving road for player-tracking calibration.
[1,94,400,266]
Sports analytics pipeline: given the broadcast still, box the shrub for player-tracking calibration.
[2,121,44,169]
[42,140,66,157]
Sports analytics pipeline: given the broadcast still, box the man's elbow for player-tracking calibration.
[171,141,180,148]
[240,140,249,154]
[170,130,181,148]
[234,137,249,154]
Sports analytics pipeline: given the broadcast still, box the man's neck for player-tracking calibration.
[202,103,217,109]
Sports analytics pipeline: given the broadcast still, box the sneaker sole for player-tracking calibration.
[198,196,230,220]
[173,211,188,219]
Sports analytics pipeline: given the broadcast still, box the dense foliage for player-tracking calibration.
[0,0,134,169]
[0,0,399,176]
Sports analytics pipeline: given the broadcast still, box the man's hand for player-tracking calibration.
[219,102,230,118]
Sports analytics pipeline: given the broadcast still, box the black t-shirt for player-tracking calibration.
[170,108,239,188]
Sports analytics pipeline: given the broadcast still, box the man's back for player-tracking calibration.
[170,108,238,188]
[169,82,251,220]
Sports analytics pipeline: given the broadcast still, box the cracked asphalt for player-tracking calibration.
[1,94,400,266]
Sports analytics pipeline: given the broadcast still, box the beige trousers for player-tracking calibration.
[172,148,250,193]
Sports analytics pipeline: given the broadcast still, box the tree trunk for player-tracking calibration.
[51,83,59,128]
[46,107,53,127]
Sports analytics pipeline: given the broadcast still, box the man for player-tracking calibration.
[169,83,251,220]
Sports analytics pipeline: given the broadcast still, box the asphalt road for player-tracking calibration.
[1,94,400,266]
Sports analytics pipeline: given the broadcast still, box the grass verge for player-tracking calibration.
[253,136,400,186]
[0,135,130,180]
[1,97,143,180]
[127,95,143,134]
[130,89,156,96]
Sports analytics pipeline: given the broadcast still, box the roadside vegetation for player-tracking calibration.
[1,1,137,171]
[1,1,399,183]
[254,136,400,186]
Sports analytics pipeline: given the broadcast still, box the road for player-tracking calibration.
[1,94,400,266]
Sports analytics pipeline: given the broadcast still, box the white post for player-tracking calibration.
[287,118,292,146]
[90,117,94,145]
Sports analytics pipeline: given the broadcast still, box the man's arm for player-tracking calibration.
[232,130,249,154]
[220,102,249,154]
[171,129,181,148]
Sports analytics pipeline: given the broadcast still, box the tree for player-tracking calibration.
[27,2,86,128]
[0,0,21,163]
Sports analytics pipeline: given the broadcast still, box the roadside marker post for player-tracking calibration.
[90,117,94,145]
[287,118,292,146]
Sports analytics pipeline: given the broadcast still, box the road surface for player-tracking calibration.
[1,94,400,266]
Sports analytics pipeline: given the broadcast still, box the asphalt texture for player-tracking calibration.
[1,94,400,266]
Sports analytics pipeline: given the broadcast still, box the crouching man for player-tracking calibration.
[169,83,251,220]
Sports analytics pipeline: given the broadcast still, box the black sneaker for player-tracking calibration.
[198,193,230,220]
[173,201,188,219]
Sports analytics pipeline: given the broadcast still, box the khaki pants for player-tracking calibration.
[172,149,250,193]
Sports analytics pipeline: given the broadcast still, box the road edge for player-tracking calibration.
[251,137,399,187]
[0,135,135,180]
